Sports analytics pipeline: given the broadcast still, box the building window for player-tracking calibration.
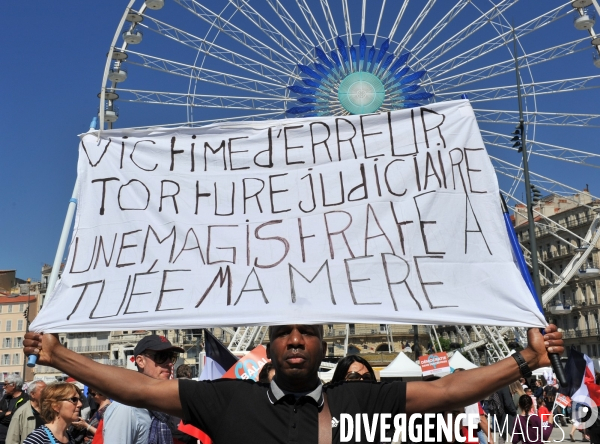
[328,345,335,355]
[2,338,10,348]
[380,324,387,333]
[7,305,12,313]
[1,355,9,365]
[14,338,22,348]
[6,321,11,332]
[17,320,23,331]
[12,354,19,365]
[0,306,2,313]
[349,324,355,334]
[19,304,24,312]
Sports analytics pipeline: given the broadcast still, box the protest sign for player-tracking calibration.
[222,345,268,381]
[555,393,572,408]
[419,352,451,377]
[31,99,545,332]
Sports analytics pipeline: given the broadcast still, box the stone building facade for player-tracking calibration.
[514,190,600,357]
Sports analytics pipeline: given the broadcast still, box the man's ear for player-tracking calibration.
[266,343,271,359]
[135,355,145,370]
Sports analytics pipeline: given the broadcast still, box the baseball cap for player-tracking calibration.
[133,334,184,356]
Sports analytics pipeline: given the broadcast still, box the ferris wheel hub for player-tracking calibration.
[338,72,385,114]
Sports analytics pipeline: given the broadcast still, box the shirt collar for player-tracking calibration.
[267,379,324,407]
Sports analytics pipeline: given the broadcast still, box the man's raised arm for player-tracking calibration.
[23,332,182,417]
[405,325,563,414]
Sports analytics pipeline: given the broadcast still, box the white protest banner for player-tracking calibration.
[31,100,546,332]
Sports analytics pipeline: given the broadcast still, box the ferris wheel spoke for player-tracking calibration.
[418,0,518,69]
[189,111,287,126]
[429,38,589,92]
[482,130,600,169]
[115,88,289,110]
[227,0,306,61]
[397,0,437,51]
[425,3,572,78]
[105,111,287,130]
[407,0,471,58]
[265,0,316,54]
[475,109,600,127]
[296,0,332,51]
[387,0,410,47]
[173,0,297,70]
[361,0,366,35]
[124,51,286,97]
[341,0,352,45]
[373,0,387,46]
[441,74,600,102]
[137,15,296,84]
[490,155,600,207]
[318,0,339,45]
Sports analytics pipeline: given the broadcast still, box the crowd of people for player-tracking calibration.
[0,324,565,443]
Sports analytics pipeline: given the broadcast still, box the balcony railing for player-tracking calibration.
[322,325,418,339]
[67,345,109,353]
[562,328,600,339]
[519,213,596,242]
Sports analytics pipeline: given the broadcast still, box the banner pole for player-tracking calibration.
[28,119,96,367]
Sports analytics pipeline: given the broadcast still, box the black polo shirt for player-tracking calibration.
[179,378,406,444]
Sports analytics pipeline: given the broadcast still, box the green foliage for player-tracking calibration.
[437,338,452,352]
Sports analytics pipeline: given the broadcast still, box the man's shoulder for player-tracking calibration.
[13,399,31,414]
[181,377,267,391]
[105,401,150,419]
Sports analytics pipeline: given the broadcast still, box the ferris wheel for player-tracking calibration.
[95,0,600,359]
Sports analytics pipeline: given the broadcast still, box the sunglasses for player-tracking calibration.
[143,350,179,365]
[89,391,98,397]
[345,372,373,381]
[61,396,82,405]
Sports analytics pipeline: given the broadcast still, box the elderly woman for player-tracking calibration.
[0,374,29,442]
[23,383,83,444]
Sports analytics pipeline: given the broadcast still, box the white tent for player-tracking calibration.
[380,352,422,379]
[449,351,478,370]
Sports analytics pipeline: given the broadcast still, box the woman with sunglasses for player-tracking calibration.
[72,390,112,443]
[23,382,83,444]
[330,355,376,384]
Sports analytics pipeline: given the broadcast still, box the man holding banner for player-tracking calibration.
[24,100,565,441]
[24,324,562,443]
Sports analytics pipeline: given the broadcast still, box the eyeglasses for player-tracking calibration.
[89,392,98,397]
[61,397,81,405]
[345,372,373,381]
[143,350,178,365]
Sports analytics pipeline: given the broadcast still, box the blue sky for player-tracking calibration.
[1,0,599,281]
[1,2,129,281]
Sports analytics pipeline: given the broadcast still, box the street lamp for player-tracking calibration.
[512,28,566,385]
[511,29,542,299]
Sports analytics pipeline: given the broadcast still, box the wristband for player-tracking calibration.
[512,352,533,378]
